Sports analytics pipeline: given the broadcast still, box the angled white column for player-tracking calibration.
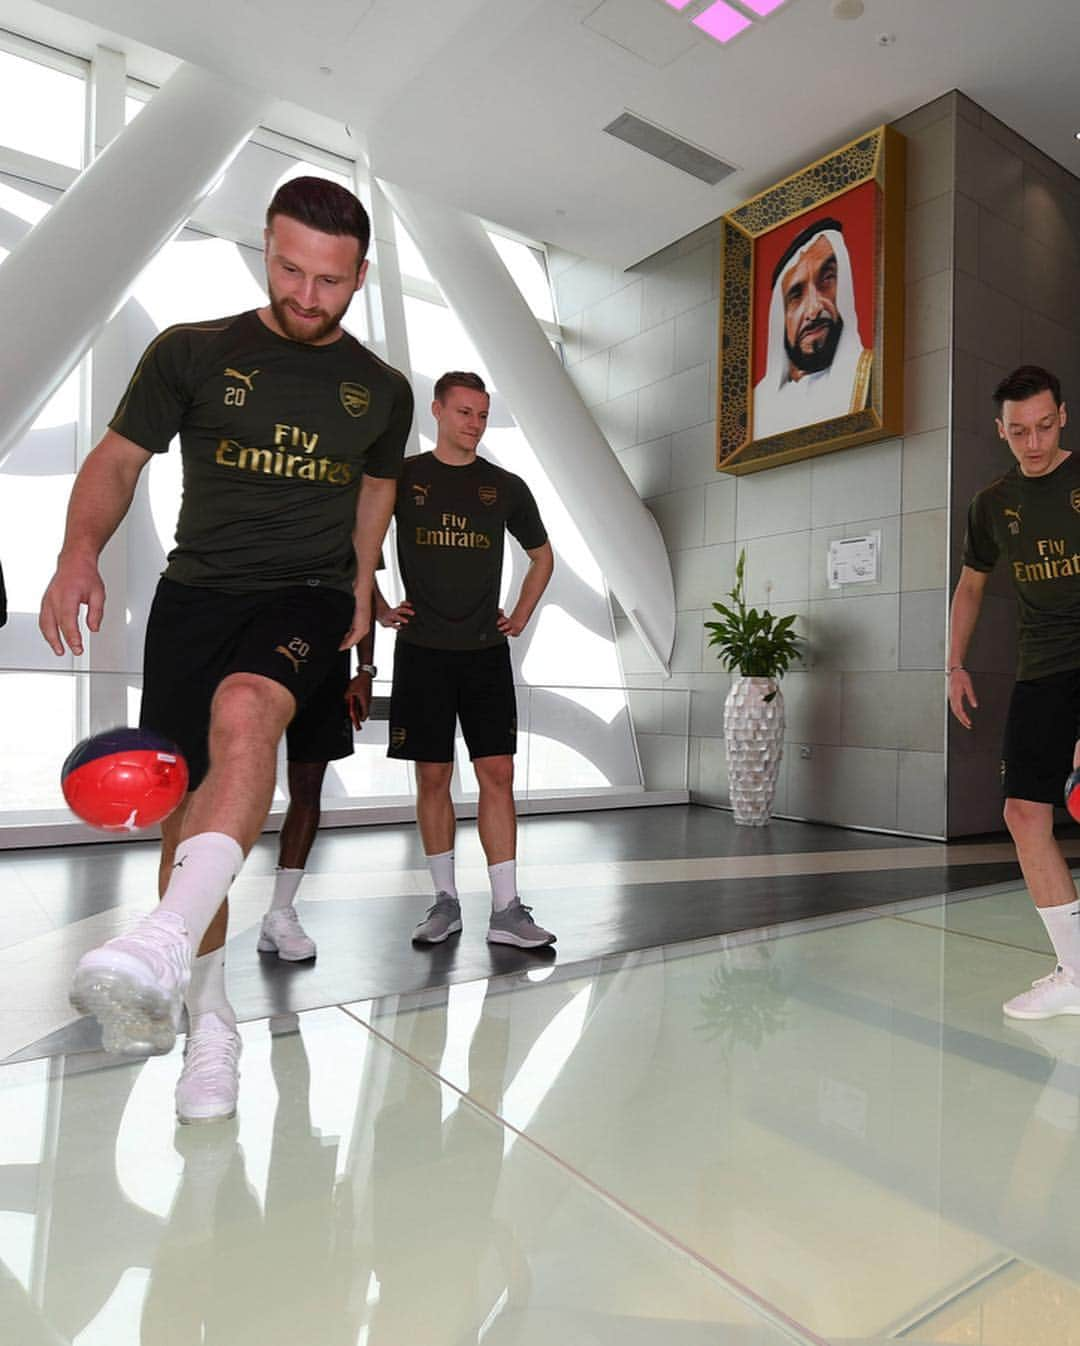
[0,63,272,466]
[379,179,675,675]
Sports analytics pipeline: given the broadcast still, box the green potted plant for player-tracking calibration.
[704,550,801,825]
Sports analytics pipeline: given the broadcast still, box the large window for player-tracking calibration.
[0,36,659,837]
[0,44,84,168]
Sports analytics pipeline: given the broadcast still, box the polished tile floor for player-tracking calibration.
[3,809,1080,1343]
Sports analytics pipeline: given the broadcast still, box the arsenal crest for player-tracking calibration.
[340,382,370,417]
[1071,489,1080,515]
[479,486,497,506]
[391,727,406,749]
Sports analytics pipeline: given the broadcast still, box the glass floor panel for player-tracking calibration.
[3,885,1077,1344]
[0,1005,815,1345]
[356,887,1080,1344]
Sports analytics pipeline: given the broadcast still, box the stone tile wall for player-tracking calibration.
[551,92,1080,837]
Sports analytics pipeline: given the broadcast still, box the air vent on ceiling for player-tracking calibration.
[603,111,736,186]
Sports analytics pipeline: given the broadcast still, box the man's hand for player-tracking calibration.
[345,672,373,731]
[379,599,414,630]
[339,588,372,651]
[948,668,978,729]
[496,608,526,638]
[39,553,106,656]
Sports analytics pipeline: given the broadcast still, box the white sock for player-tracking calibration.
[427,849,457,900]
[159,832,244,954]
[1038,899,1080,977]
[184,947,237,1031]
[488,860,517,912]
[271,867,304,912]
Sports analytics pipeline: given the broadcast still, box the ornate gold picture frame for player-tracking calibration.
[716,125,906,475]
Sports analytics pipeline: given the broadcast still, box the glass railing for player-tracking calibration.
[0,667,690,839]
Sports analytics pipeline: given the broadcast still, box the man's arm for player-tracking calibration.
[340,474,397,650]
[947,565,990,729]
[497,541,554,638]
[345,595,377,730]
[39,430,154,656]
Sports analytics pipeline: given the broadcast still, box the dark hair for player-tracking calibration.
[433,371,487,402]
[266,175,370,261]
[771,217,842,291]
[993,365,1062,410]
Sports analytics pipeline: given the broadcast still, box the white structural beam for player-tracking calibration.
[0,62,272,467]
[380,179,675,675]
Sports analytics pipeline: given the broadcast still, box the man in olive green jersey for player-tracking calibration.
[948,365,1080,1020]
[40,177,413,1122]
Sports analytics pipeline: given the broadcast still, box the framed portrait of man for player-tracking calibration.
[717,125,905,475]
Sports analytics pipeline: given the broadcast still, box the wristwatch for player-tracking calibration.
[358,663,377,677]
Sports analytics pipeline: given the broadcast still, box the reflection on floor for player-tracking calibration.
[4,805,1073,1065]
[3,861,1080,1343]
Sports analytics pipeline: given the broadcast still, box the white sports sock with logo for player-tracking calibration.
[427,850,458,900]
[159,831,244,953]
[1039,899,1080,977]
[270,867,304,912]
[488,860,517,912]
[185,947,237,1031]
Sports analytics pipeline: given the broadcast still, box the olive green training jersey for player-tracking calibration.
[111,310,413,593]
[395,451,548,651]
[963,451,1080,680]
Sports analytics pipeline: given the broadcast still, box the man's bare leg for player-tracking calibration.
[1003,797,1080,1020]
[474,754,515,869]
[410,761,462,943]
[259,759,328,961]
[474,754,554,948]
[71,673,295,1056]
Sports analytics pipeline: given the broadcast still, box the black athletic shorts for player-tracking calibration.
[141,578,354,790]
[1001,668,1080,803]
[387,640,517,762]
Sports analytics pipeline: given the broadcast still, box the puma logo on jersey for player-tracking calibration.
[411,483,431,505]
[1004,506,1021,536]
[225,367,260,391]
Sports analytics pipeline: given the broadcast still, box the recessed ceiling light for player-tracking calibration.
[741,0,788,15]
[1074,130,1080,141]
[692,0,753,42]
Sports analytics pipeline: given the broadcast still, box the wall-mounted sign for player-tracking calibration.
[828,532,880,589]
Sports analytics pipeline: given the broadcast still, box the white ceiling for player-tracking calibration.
[4,0,1080,268]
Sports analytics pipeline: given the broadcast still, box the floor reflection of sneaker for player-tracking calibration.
[1003,965,1080,1020]
[257,907,316,961]
[70,910,191,1055]
[486,898,556,949]
[412,893,462,944]
[176,1013,241,1125]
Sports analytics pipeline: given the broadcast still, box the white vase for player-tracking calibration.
[724,676,784,826]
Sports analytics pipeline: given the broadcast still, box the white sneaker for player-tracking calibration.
[176,1013,241,1125]
[70,909,191,1055]
[1003,965,1080,1020]
[257,907,317,961]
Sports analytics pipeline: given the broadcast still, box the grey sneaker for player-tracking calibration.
[486,899,556,949]
[413,894,462,944]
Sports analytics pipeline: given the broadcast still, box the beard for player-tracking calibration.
[785,314,843,376]
[268,288,350,345]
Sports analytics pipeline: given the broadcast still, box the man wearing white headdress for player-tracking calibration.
[752,217,872,440]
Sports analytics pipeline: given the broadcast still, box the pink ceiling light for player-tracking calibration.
[692,1,753,42]
[738,0,788,15]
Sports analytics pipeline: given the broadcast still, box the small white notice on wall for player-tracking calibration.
[828,532,880,589]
